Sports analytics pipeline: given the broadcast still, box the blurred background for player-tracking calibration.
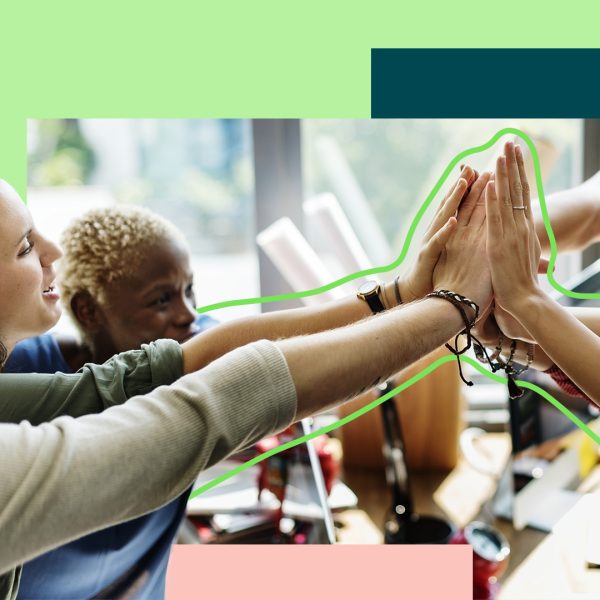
[27,119,590,322]
[26,120,600,595]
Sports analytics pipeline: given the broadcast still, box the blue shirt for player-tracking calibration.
[4,314,218,600]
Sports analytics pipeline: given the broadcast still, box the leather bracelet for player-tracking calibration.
[426,290,480,386]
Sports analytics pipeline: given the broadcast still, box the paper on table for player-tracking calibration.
[304,193,373,287]
[256,217,345,305]
[315,136,391,267]
[187,460,357,520]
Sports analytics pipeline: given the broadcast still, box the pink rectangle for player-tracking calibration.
[166,545,472,599]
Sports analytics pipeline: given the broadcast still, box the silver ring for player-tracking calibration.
[512,206,527,210]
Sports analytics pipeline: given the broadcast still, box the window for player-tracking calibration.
[299,119,585,430]
[28,119,259,334]
[302,119,583,289]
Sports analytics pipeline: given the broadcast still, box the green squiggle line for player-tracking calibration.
[191,127,599,499]
[196,126,598,313]
[191,354,600,499]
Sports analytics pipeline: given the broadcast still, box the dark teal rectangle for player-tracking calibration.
[371,49,600,117]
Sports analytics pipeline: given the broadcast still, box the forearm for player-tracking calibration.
[0,340,182,423]
[182,281,400,374]
[0,341,296,572]
[535,189,600,255]
[493,307,600,373]
[569,307,600,335]
[513,291,600,404]
[0,296,467,571]
[278,297,464,419]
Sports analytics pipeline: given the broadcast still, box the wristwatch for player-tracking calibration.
[357,280,386,314]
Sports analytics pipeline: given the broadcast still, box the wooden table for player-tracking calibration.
[341,457,600,598]
[340,465,545,581]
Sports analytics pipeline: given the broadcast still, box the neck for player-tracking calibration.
[86,333,118,366]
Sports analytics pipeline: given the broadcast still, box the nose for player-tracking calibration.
[40,234,63,266]
[173,294,197,328]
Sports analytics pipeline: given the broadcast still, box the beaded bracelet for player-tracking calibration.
[506,342,535,376]
[475,337,536,400]
[490,333,504,363]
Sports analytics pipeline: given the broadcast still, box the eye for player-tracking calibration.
[185,283,195,298]
[18,238,35,257]
[154,292,172,307]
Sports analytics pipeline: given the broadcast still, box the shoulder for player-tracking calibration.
[4,335,67,374]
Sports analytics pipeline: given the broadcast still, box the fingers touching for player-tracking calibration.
[514,144,533,224]
[485,180,502,252]
[426,166,475,242]
[419,216,457,272]
[457,170,491,227]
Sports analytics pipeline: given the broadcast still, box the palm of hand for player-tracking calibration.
[494,304,535,343]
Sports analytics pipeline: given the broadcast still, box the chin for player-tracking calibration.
[38,305,63,334]
[10,306,62,346]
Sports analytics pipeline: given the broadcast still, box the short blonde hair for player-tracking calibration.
[59,205,189,315]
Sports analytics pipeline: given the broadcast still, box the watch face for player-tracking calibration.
[358,280,379,295]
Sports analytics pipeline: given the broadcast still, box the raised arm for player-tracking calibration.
[0,340,183,424]
[487,142,600,404]
[0,191,490,572]
[534,170,600,255]
[0,300,465,573]
[280,296,471,418]
[182,167,482,374]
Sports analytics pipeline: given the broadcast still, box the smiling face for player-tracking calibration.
[0,180,62,352]
[87,235,198,357]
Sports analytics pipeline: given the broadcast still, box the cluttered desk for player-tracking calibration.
[177,159,600,598]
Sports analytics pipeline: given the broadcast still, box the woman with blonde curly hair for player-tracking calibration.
[0,172,493,598]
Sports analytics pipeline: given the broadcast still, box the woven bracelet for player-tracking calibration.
[426,290,480,386]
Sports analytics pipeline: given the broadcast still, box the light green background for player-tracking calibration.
[2,6,599,589]
[2,3,600,192]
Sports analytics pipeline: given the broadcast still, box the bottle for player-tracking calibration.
[379,382,414,543]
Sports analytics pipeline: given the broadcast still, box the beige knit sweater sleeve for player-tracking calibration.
[0,340,297,573]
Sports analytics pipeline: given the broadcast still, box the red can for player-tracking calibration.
[450,522,510,600]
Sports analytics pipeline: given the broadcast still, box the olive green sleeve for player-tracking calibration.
[0,340,297,574]
[0,339,183,425]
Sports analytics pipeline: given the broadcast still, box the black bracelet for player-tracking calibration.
[427,290,479,325]
[393,276,403,306]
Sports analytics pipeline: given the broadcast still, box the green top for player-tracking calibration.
[0,339,183,600]
[0,340,297,599]
[0,339,183,426]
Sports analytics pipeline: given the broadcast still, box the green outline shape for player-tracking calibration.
[191,356,600,499]
[196,126,597,315]
[190,126,599,499]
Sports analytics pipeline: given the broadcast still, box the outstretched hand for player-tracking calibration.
[486,141,543,319]
[432,170,493,313]
[398,167,477,303]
